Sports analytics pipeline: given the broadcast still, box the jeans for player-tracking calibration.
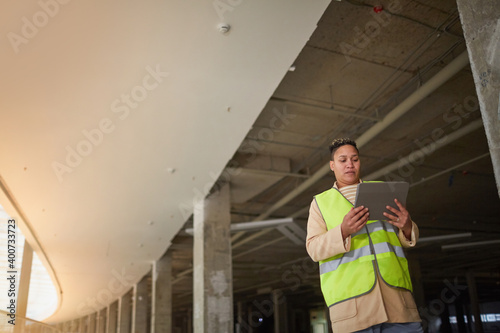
[353,322,424,333]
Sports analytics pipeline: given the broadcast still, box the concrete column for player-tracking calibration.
[14,241,33,333]
[440,303,453,333]
[455,294,467,333]
[79,317,85,333]
[246,305,253,333]
[72,319,80,333]
[457,0,500,196]
[466,271,484,332]
[108,301,118,333]
[273,290,287,333]
[236,301,244,333]
[193,184,233,333]
[187,308,192,333]
[152,251,172,333]
[98,308,107,333]
[132,274,149,333]
[88,313,96,333]
[118,291,132,333]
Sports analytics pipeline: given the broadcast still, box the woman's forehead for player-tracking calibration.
[334,145,358,156]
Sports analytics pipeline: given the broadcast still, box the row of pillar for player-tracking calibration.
[56,251,172,333]
[54,184,296,333]
[55,185,233,333]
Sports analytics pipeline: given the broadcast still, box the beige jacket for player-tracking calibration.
[306,191,421,332]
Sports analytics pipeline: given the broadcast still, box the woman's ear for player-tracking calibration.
[329,160,335,172]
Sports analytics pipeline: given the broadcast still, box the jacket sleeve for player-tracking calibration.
[306,199,350,262]
[398,221,419,248]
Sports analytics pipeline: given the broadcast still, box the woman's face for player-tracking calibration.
[330,144,361,188]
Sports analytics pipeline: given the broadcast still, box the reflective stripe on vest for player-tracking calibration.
[319,221,405,274]
[315,183,413,307]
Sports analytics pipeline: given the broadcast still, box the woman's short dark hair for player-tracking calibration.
[329,138,359,160]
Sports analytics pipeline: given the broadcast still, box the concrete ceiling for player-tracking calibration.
[170,0,500,320]
[0,0,330,322]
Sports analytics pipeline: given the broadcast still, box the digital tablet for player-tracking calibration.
[354,182,409,221]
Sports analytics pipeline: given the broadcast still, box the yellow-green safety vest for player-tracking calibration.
[314,182,413,307]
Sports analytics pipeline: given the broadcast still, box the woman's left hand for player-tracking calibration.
[383,199,412,237]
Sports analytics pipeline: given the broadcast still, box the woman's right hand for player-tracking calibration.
[341,206,369,240]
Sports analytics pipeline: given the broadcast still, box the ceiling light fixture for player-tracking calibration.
[185,218,294,235]
[217,23,231,34]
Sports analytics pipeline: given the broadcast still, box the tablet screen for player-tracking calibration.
[354,182,409,221]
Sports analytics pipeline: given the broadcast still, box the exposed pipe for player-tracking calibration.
[226,167,310,179]
[442,239,500,250]
[233,236,287,259]
[418,232,472,243]
[185,217,294,235]
[408,152,490,188]
[270,97,380,121]
[364,119,484,180]
[356,51,470,147]
[254,51,470,222]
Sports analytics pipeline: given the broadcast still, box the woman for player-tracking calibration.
[306,138,423,333]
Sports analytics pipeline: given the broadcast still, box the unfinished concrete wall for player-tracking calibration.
[457,0,500,197]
